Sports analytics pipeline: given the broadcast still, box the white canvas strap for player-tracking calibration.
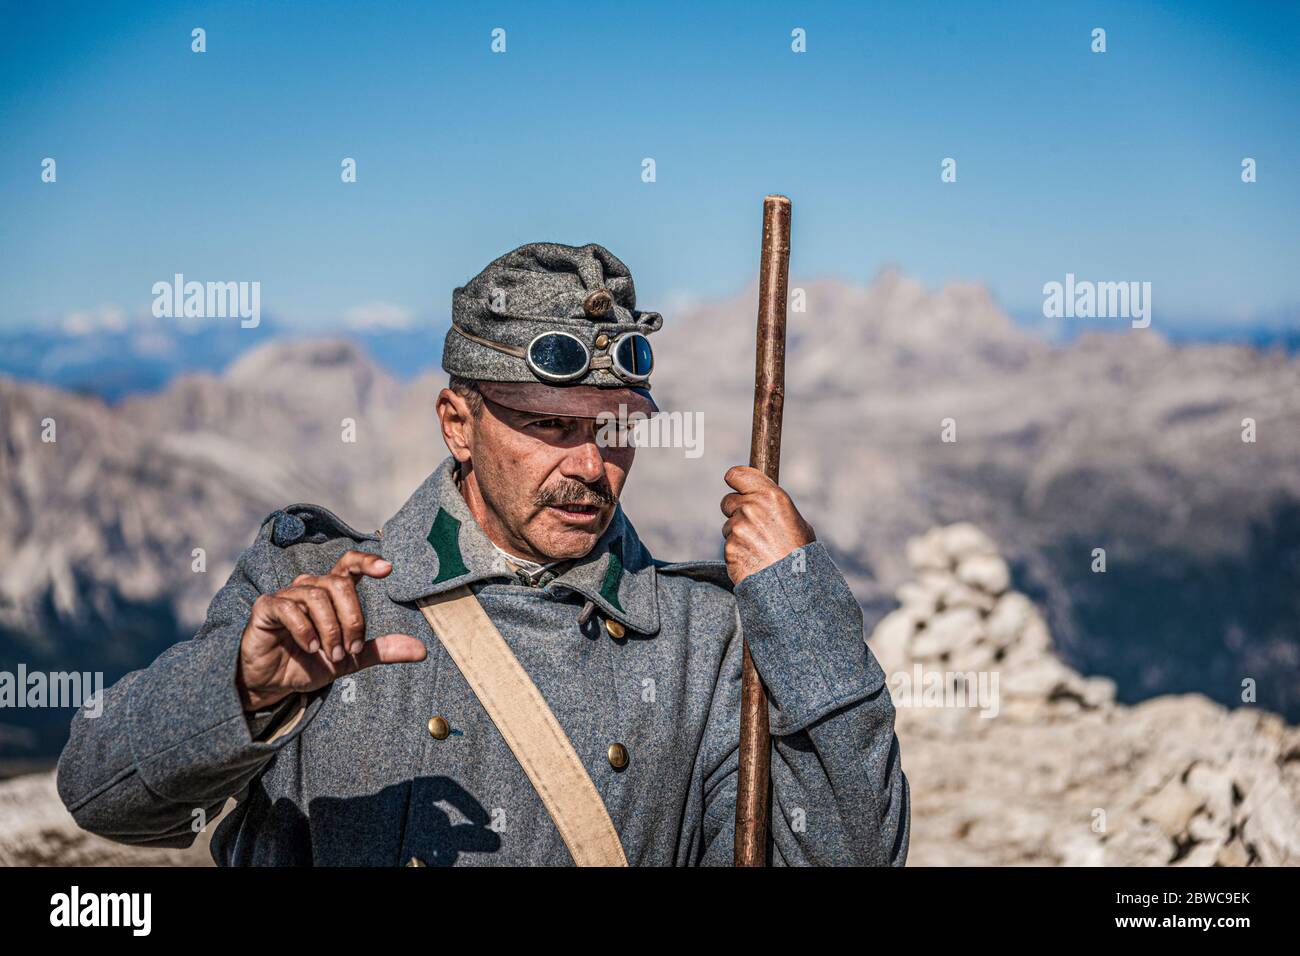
[417,585,629,867]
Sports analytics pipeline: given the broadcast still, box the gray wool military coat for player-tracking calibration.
[57,457,909,866]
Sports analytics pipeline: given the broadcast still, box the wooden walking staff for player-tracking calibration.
[735,194,792,867]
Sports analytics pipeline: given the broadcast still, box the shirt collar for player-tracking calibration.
[381,457,660,636]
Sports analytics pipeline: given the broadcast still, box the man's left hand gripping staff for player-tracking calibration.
[720,465,817,585]
[714,464,909,866]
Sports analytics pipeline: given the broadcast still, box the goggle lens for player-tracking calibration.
[527,332,589,381]
[613,333,653,380]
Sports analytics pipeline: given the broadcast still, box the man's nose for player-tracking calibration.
[560,433,606,483]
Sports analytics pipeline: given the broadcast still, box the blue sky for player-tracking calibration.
[1,0,1297,336]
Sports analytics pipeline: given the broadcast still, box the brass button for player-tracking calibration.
[427,716,450,740]
[594,332,610,349]
[406,856,426,867]
[604,618,626,639]
[584,289,614,318]
[607,742,629,769]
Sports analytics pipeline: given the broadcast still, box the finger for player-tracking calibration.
[329,550,393,579]
[319,575,366,655]
[723,539,745,574]
[722,514,759,541]
[724,465,773,494]
[271,597,319,656]
[267,596,321,655]
[354,634,427,670]
[283,585,346,663]
[720,492,745,517]
[722,514,760,545]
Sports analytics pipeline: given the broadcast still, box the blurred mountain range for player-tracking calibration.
[2,271,1298,763]
[0,319,447,400]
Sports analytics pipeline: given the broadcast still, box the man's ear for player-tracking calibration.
[436,388,474,465]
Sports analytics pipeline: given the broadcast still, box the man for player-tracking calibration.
[57,242,909,866]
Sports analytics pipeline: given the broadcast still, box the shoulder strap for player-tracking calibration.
[417,586,629,867]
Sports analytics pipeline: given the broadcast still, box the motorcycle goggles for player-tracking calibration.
[452,324,654,385]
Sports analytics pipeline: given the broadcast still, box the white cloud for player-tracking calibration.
[61,305,128,336]
[343,301,415,330]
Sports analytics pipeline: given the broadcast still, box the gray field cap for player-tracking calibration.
[442,242,661,418]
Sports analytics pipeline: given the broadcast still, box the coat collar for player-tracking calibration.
[382,457,660,635]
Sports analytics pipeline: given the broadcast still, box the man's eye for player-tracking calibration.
[528,418,566,430]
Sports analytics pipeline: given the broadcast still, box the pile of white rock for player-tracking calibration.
[870,522,1114,721]
[870,523,1300,867]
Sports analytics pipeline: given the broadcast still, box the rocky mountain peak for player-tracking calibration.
[222,337,378,387]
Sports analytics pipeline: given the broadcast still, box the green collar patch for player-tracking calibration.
[427,507,470,584]
[598,538,624,611]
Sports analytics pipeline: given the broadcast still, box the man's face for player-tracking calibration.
[437,390,635,563]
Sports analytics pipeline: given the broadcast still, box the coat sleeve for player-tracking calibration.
[696,542,910,866]
[54,540,324,849]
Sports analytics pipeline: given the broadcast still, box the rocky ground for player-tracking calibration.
[2,522,1295,866]
[0,772,217,866]
[873,524,1300,866]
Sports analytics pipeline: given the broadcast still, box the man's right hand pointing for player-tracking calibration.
[236,550,426,712]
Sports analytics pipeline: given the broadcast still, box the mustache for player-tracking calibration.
[534,479,617,509]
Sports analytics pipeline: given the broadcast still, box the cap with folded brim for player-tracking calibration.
[442,243,663,411]
[477,381,658,420]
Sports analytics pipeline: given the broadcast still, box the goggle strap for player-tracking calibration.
[451,323,527,359]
